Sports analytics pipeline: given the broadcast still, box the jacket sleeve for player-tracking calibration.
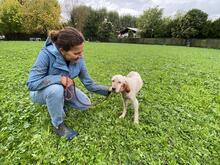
[27,49,62,91]
[78,58,109,96]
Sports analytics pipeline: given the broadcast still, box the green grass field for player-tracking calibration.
[0,41,220,164]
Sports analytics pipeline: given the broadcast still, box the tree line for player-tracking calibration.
[0,0,220,40]
[0,0,61,39]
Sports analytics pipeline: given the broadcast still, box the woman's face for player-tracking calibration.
[60,43,84,62]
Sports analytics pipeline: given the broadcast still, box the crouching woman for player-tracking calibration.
[27,27,111,140]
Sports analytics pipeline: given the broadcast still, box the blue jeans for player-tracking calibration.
[30,84,91,128]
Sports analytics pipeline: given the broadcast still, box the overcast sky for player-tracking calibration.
[59,0,220,20]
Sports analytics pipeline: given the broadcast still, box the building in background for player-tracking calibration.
[118,27,140,38]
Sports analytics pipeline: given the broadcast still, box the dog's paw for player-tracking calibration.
[134,120,139,124]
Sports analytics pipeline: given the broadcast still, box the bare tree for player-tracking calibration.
[59,0,80,21]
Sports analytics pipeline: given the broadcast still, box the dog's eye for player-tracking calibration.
[112,80,115,82]
[118,81,121,84]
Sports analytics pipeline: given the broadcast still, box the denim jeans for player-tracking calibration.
[30,84,91,128]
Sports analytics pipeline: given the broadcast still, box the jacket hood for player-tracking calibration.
[44,37,69,72]
[44,37,61,57]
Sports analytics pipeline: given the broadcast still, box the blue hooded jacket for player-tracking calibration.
[27,38,109,96]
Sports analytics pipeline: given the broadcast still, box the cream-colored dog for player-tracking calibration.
[111,71,143,124]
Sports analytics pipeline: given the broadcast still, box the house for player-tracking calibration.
[118,27,140,38]
[0,35,5,40]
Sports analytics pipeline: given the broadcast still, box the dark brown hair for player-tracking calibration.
[49,27,84,51]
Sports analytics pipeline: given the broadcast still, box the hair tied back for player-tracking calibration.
[49,30,59,42]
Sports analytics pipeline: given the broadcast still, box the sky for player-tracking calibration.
[58,0,220,21]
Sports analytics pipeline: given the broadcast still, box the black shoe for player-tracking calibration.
[53,123,78,140]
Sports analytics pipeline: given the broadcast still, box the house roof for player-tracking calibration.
[119,27,140,34]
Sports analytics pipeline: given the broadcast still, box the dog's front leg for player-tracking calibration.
[119,96,129,119]
[132,97,139,124]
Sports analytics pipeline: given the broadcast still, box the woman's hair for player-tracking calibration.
[49,27,84,51]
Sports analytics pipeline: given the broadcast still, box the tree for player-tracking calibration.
[98,18,114,41]
[171,12,185,38]
[18,0,26,5]
[119,15,137,30]
[60,0,80,21]
[137,7,163,38]
[201,20,213,38]
[107,11,120,31]
[0,0,23,34]
[128,30,134,38]
[70,5,92,32]
[211,18,220,38]
[160,17,173,37]
[83,8,107,41]
[181,9,208,38]
[22,0,61,34]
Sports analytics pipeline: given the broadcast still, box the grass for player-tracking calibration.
[0,41,220,164]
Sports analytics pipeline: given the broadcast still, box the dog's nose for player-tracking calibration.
[112,88,116,91]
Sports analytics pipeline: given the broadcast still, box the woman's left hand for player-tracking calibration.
[108,86,112,92]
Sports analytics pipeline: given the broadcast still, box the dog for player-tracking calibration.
[111,71,143,124]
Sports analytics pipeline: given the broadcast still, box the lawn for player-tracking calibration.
[0,41,220,164]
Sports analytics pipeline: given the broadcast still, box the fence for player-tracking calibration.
[116,38,220,49]
[3,33,46,40]
[191,39,220,49]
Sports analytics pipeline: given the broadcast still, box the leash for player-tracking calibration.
[45,48,111,106]
[63,76,111,107]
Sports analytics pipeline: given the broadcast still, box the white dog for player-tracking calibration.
[111,71,143,124]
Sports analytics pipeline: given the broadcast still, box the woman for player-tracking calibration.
[27,27,111,140]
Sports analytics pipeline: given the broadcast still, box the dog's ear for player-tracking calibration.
[123,81,130,93]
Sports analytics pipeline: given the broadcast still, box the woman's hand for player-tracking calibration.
[107,86,112,95]
[108,86,112,92]
[61,76,73,88]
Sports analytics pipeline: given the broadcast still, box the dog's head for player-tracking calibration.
[111,75,130,93]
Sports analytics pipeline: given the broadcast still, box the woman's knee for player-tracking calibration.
[30,91,45,104]
[68,94,92,110]
[77,97,92,110]
[46,84,64,100]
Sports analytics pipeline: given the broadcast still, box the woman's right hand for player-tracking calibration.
[61,76,73,88]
